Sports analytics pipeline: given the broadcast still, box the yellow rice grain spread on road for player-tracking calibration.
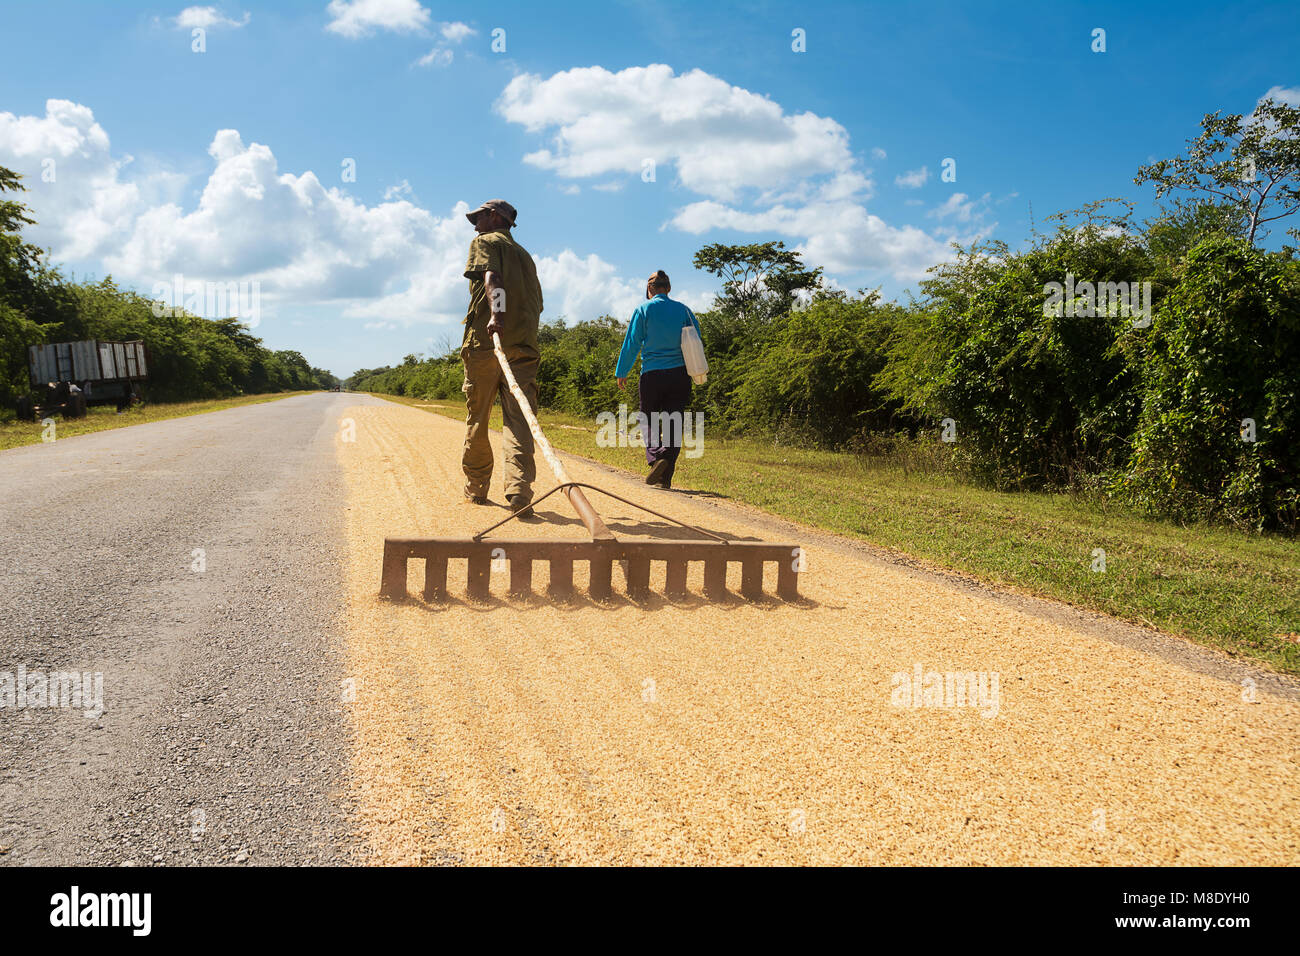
[338,400,1299,865]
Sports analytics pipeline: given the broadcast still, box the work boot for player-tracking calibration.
[646,459,671,487]
[507,494,534,518]
[466,493,488,505]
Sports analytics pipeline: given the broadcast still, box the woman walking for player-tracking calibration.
[615,270,702,489]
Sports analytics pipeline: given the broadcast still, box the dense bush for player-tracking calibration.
[730,294,910,445]
[880,222,1153,488]
[1118,237,1300,530]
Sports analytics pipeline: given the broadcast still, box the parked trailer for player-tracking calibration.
[17,339,149,421]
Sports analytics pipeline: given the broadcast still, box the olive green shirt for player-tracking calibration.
[463,229,543,353]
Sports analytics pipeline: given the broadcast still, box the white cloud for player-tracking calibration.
[670,199,950,281]
[0,100,145,262]
[497,64,855,202]
[895,166,928,189]
[383,179,414,200]
[0,100,657,330]
[439,21,475,43]
[926,191,991,223]
[672,288,716,313]
[871,146,887,160]
[416,21,474,67]
[325,0,429,38]
[1260,85,1300,108]
[927,192,968,221]
[499,64,971,283]
[416,47,453,67]
[173,6,250,29]
[535,250,643,321]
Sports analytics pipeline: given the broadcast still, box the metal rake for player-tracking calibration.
[380,334,803,603]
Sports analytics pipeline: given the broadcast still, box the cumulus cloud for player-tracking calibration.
[499,64,972,282]
[895,166,928,189]
[0,100,145,262]
[325,0,429,38]
[0,99,652,329]
[535,250,642,322]
[173,6,250,29]
[497,64,856,203]
[671,199,950,281]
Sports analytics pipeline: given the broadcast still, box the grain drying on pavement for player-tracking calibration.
[338,400,1299,865]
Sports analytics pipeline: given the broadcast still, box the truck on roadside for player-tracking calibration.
[15,339,149,421]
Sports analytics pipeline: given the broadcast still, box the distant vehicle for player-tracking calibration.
[16,340,149,421]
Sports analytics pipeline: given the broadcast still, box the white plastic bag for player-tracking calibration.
[681,322,708,384]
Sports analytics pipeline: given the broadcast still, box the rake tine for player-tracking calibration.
[379,554,403,598]
[703,558,727,599]
[424,552,448,601]
[467,553,491,600]
[625,556,651,600]
[380,543,407,599]
[664,559,688,598]
[509,554,532,596]
[549,557,574,598]
[741,558,763,600]
[777,558,799,601]
[589,557,613,601]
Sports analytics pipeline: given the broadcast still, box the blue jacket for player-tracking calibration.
[615,294,702,378]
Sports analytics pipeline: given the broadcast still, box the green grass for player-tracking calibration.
[0,391,314,450]
[377,392,1300,676]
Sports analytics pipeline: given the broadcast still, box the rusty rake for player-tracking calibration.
[380,334,803,603]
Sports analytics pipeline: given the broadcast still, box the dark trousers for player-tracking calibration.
[638,366,692,482]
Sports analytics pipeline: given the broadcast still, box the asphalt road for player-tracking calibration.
[0,393,384,866]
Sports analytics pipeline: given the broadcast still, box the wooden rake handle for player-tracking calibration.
[491,332,614,540]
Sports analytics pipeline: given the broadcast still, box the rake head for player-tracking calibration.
[380,536,802,602]
[387,341,804,603]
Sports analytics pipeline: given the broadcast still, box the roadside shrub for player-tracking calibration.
[880,226,1152,489]
[730,295,909,445]
[1117,237,1300,530]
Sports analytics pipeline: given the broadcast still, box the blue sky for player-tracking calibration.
[1,0,1297,376]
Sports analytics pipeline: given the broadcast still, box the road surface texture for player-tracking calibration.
[2,393,1296,865]
[0,393,372,865]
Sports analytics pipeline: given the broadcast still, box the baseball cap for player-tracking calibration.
[465,199,518,227]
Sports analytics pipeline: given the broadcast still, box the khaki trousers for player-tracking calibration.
[461,346,539,502]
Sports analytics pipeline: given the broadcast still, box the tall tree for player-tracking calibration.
[1135,97,1300,245]
[692,241,823,321]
